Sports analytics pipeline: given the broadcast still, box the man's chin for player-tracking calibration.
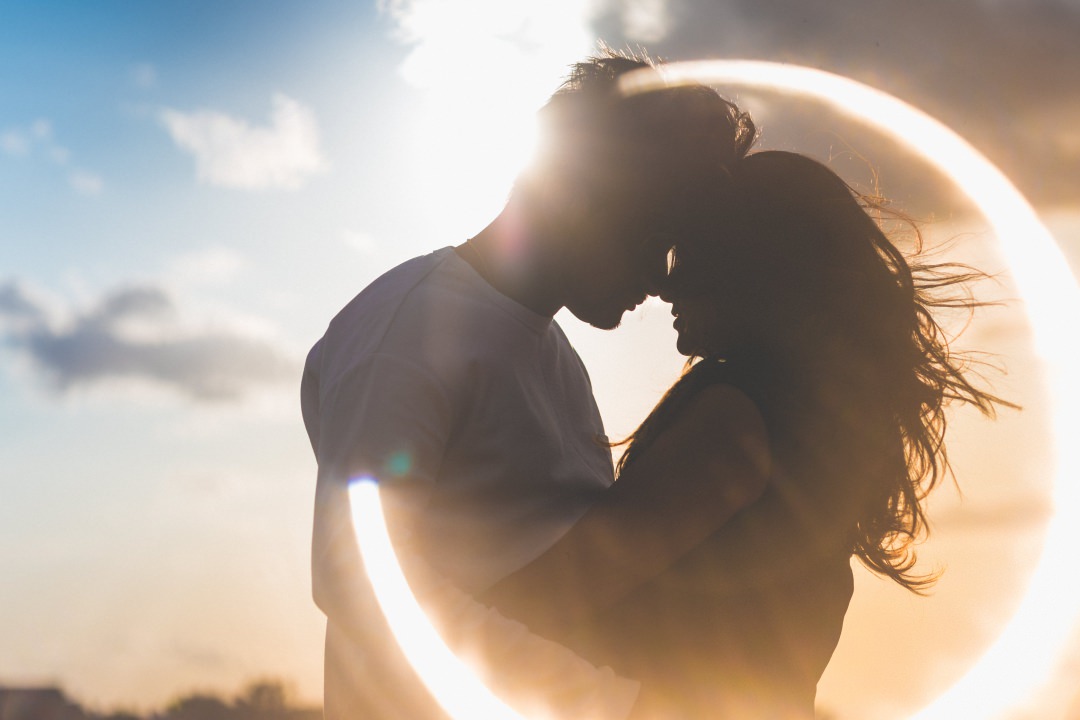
[577,311,623,331]
[566,302,629,330]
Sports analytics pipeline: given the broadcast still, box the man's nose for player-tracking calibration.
[653,267,678,302]
[642,250,674,298]
[642,269,664,298]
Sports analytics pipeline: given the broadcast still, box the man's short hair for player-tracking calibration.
[518,48,756,223]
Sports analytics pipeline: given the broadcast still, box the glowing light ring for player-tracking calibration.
[350,61,1080,719]
[348,479,524,720]
[625,61,1080,719]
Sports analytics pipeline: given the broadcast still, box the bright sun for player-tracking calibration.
[352,61,1080,720]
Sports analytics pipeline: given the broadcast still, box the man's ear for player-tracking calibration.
[527,173,593,240]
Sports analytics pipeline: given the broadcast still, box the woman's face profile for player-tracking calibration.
[667,286,747,358]
[664,245,755,359]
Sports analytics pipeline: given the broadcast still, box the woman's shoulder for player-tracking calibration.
[635,378,773,498]
[669,357,769,430]
[675,381,765,436]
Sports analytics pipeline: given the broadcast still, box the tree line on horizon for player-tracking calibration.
[0,679,320,720]
[0,678,857,720]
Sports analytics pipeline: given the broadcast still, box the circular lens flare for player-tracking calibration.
[622,61,1080,719]
[349,478,525,720]
[352,61,1080,719]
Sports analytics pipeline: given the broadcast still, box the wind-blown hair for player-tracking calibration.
[620,149,1012,593]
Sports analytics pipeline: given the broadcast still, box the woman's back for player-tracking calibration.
[564,358,863,718]
[575,532,852,718]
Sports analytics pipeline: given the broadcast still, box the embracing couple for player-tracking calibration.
[301,52,1004,719]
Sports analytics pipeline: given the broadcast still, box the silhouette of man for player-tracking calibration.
[301,51,753,719]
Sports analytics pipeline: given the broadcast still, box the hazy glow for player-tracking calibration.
[352,61,1080,719]
[625,60,1080,719]
[382,0,595,233]
[348,478,524,720]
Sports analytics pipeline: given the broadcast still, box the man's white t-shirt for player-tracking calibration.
[302,247,638,719]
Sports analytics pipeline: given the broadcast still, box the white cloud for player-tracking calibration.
[621,0,672,43]
[131,62,158,89]
[1,130,29,155]
[342,229,379,256]
[2,119,103,194]
[167,247,246,287]
[381,0,594,100]
[69,169,104,196]
[377,0,596,233]
[30,118,52,139]
[160,94,326,190]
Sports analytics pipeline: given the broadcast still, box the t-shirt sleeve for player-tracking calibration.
[317,352,455,533]
[311,351,456,633]
[309,330,639,719]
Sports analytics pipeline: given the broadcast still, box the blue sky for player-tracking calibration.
[2,1,1079,717]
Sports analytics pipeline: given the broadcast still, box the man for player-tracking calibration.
[302,51,755,719]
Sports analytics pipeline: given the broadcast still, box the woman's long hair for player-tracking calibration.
[620,150,1013,593]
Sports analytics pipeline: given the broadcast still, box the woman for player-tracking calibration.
[480,146,1010,718]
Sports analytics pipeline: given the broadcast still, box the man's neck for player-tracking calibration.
[455,208,562,318]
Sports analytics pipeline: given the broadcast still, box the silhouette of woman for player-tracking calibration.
[481,140,1011,718]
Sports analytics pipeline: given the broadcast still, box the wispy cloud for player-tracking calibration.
[0,282,46,323]
[0,118,103,194]
[620,0,672,43]
[1,129,30,155]
[160,94,326,190]
[341,229,380,256]
[130,62,158,89]
[933,497,1052,532]
[381,0,594,97]
[69,169,104,196]
[166,247,246,287]
[0,281,296,402]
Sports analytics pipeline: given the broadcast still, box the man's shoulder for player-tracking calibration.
[311,248,511,381]
[357,248,550,346]
[323,248,455,334]
[305,249,450,372]
[310,246,572,391]
[346,247,455,310]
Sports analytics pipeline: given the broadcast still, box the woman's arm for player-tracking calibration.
[479,383,772,636]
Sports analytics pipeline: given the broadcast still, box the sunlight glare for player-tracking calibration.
[386,0,595,235]
[352,60,1080,719]
[348,477,524,720]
